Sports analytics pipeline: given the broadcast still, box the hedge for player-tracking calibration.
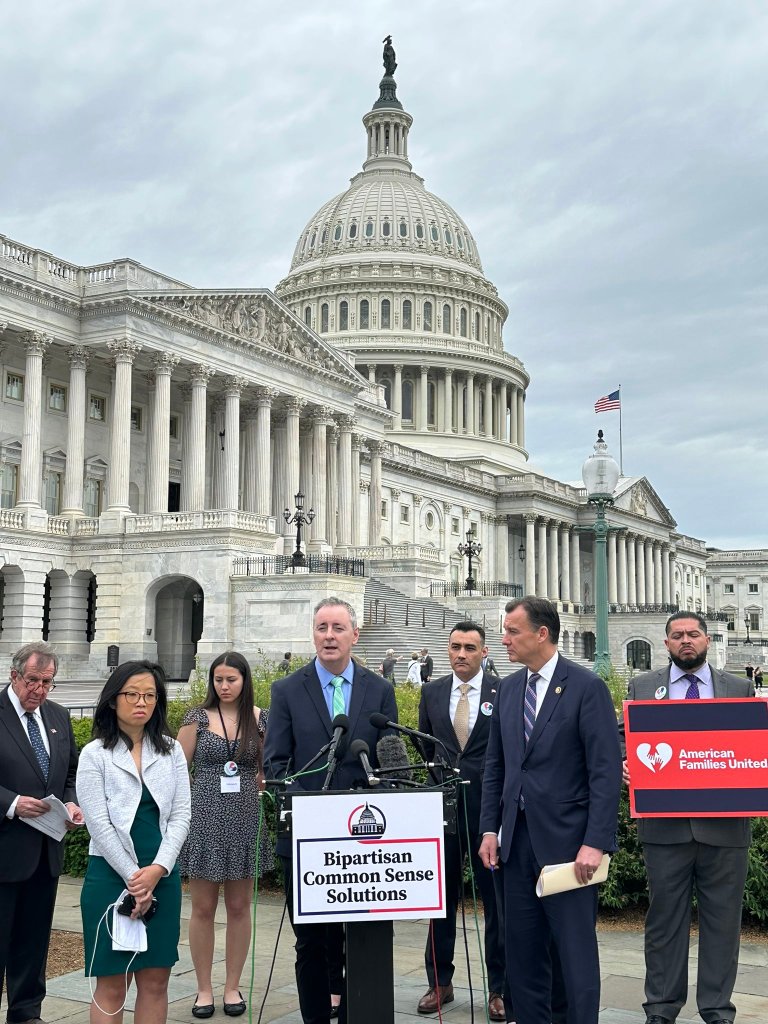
[62,659,768,926]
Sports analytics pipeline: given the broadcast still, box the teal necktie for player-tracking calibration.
[331,676,346,718]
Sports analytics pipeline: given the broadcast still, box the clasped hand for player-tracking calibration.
[127,864,165,918]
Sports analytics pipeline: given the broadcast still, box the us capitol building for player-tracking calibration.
[0,46,754,679]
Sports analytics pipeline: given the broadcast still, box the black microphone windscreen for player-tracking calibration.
[332,713,350,732]
[376,735,413,782]
[349,738,370,758]
[369,711,390,730]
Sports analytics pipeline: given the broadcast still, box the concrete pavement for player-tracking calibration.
[42,875,768,1023]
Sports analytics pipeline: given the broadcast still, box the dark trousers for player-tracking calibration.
[642,840,748,1022]
[424,829,505,994]
[0,846,58,1023]
[502,813,600,1024]
[281,855,345,1024]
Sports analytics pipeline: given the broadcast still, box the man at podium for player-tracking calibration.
[264,597,398,1024]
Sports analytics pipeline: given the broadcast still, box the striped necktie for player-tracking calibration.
[453,682,471,749]
[683,673,700,700]
[524,673,540,746]
[331,676,346,717]
[26,712,50,778]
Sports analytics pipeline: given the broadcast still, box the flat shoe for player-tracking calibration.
[192,999,215,1019]
[223,993,246,1017]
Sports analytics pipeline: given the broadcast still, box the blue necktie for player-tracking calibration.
[683,673,700,700]
[331,676,346,718]
[524,673,540,746]
[26,712,50,778]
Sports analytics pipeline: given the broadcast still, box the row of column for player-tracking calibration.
[523,515,676,606]
[372,363,525,446]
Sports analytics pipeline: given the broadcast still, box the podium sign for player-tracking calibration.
[292,790,446,925]
[624,698,768,817]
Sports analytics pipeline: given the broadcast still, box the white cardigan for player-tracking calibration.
[76,735,191,883]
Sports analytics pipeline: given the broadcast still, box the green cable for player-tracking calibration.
[461,789,491,1023]
[247,790,269,1023]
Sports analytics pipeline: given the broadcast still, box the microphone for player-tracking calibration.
[369,712,440,746]
[321,713,349,791]
[349,739,379,787]
[376,734,413,785]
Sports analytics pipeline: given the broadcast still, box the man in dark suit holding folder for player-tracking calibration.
[621,611,753,1024]
[479,596,621,1024]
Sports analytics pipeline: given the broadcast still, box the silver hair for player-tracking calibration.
[314,596,358,630]
[11,641,59,676]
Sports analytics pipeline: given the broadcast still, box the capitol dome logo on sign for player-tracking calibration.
[348,803,386,837]
[637,742,673,773]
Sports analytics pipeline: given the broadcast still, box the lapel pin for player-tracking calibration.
[50,728,57,734]
[555,686,562,695]
[655,686,667,700]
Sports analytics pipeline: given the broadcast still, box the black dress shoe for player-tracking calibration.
[645,1017,670,1024]
[329,1004,340,1019]
[223,993,246,1017]
[192,998,215,1019]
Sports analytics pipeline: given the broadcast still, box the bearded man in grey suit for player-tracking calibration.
[621,611,754,1024]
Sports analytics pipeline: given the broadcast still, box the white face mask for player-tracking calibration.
[111,890,148,953]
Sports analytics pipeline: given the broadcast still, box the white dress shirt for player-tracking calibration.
[528,651,560,718]
[668,661,713,700]
[449,668,483,736]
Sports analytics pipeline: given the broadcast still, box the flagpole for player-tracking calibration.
[618,384,623,475]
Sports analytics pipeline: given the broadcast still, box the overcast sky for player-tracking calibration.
[2,1,766,549]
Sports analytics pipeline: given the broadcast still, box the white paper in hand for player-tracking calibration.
[536,854,611,897]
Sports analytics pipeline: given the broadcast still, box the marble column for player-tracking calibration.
[537,519,549,598]
[223,378,246,511]
[662,545,671,604]
[326,423,339,547]
[548,521,560,600]
[47,572,90,650]
[495,514,509,581]
[298,422,312,503]
[498,382,508,441]
[509,388,519,445]
[654,542,664,604]
[442,368,453,433]
[351,433,362,546]
[636,537,647,606]
[627,535,637,605]
[644,540,654,605]
[61,345,89,516]
[525,515,536,594]
[608,531,618,604]
[466,372,475,435]
[184,365,214,512]
[392,364,403,429]
[617,531,628,605]
[337,416,354,549]
[561,527,571,603]
[105,339,142,514]
[283,398,304,546]
[179,383,192,511]
[571,531,581,606]
[418,366,429,431]
[517,388,525,448]
[484,376,494,436]
[17,331,52,510]
[456,375,465,435]
[271,417,287,525]
[310,407,333,544]
[146,353,179,513]
[242,404,259,513]
[368,440,383,546]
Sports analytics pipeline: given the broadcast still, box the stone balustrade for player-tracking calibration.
[124,510,276,534]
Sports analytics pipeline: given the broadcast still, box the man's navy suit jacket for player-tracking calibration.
[479,655,621,866]
[264,659,398,857]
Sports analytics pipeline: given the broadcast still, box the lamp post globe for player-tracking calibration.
[582,430,620,677]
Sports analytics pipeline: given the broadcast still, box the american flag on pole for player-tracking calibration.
[595,389,621,413]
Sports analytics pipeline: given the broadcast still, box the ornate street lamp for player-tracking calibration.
[283,491,315,568]
[744,613,752,645]
[458,528,482,592]
[581,430,621,677]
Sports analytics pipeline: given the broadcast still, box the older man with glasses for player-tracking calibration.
[0,641,83,1024]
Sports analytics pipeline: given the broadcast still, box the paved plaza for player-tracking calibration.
[42,876,768,1024]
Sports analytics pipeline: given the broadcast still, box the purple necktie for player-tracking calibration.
[683,673,700,700]
[524,673,540,745]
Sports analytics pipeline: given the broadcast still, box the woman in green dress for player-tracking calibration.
[77,661,191,1024]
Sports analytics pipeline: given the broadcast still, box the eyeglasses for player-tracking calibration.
[19,674,56,692]
[118,691,158,705]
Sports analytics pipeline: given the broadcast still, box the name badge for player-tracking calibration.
[220,776,241,794]
[480,701,494,716]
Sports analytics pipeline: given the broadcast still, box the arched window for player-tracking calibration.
[466,238,473,258]
[443,304,452,334]
[321,304,329,332]
[310,230,316,248]
[381,299,391,329]
[304,306,312,327]
[365,220,374,238]
[382,220,391,237]
[339,301,349,331]
[457,230,464,250]
[321,225,328,244]
[402,379,414,421]
[423,301,433,332]
[360,299,370,329]
[416,222,424,239]
[348,221,357,238]
[399,220,408,237]
[478,391,485,433]
[430,223,439,241]
[444,226,453,246]
[475,312,480,339]
[402,300,412,330]
[427,381,436,426]
[333,223,342,241]
[460,308,468,337]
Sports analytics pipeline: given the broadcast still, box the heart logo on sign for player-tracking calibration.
[636,742,673,773]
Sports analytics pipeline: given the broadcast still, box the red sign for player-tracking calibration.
[623,698,768,817]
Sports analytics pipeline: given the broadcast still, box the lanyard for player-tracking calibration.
[217,707,240,761]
